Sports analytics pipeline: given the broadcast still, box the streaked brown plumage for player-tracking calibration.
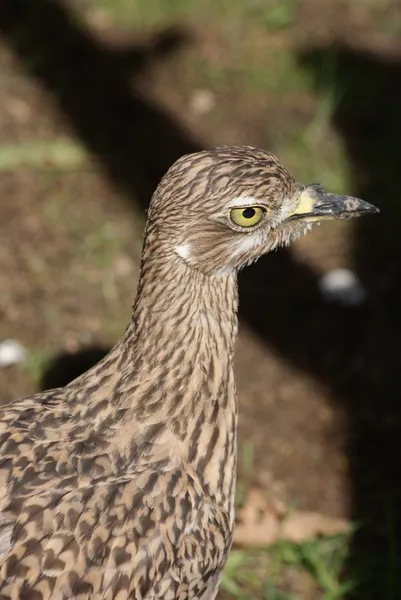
[0,146,378,599]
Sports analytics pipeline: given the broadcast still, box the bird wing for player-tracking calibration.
[0,388,231,598]
[0,468,231,599]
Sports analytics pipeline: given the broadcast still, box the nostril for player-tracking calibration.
[316,203,334,210]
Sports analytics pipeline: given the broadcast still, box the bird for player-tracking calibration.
[0,145,378,599]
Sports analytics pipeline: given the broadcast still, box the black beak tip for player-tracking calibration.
[359,201,380,216]
[347,198,380,217]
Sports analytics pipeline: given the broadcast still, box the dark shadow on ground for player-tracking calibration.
[1,1,401,597]
[304,45,401,598]
[40,347,109,390]
[240,45,401,598]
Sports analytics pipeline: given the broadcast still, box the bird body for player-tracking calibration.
[0,146,378,599]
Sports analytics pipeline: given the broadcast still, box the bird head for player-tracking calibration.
[148,145,379,274]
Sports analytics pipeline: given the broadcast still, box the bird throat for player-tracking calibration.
[127,254,240,494]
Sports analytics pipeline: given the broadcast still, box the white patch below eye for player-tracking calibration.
[175,244,191,260]
[235,230,265,254]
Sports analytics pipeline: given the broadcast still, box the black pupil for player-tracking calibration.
[242,207,256,219]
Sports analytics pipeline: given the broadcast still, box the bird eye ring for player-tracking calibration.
[230,206,265,228]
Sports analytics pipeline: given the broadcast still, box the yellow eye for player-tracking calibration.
[230,206,265,228]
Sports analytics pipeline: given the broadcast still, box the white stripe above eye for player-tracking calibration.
[227,195,264,208]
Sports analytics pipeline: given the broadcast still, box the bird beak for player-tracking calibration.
[286,183,380,222]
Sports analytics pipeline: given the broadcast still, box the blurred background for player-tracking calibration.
[0,0,400,598]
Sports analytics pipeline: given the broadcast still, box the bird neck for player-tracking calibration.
[126,248,239,414]
[119,247,239,504]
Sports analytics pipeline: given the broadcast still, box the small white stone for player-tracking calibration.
[318,268,366,307]
[0,339,27,367]
[189,89,216,116]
